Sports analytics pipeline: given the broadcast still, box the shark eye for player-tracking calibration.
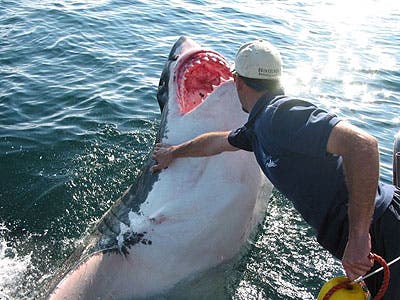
[175,50,233,114]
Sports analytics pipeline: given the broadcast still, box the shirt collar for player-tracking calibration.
[248,89,284,121]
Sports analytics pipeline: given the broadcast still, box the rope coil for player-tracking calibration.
[322,279,353,300]
[370,253,390,300]
[322,253,390,300]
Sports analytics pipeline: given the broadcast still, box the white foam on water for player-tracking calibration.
[0,224,31,300]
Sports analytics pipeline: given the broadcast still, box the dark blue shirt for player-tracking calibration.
[228,92,394,257]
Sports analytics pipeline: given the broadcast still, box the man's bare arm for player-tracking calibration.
[151,131,238,172]
[327,121,378,280]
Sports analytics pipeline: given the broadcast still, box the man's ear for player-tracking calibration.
[235,76,244,90]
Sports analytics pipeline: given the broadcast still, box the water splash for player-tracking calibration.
[0,224,31,299]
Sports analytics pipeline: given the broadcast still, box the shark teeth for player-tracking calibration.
[175,50,233,114]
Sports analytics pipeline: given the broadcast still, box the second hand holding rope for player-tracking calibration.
[322,253,390,300]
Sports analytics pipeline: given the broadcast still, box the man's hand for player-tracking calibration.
[342,233,374,281]
[151,143,175,172]
[150,131,237,173]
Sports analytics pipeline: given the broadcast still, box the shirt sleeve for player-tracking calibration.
[228,126,254,152]
[264,99,341,157]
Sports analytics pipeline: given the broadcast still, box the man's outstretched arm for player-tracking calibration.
[327,121,378,280]
[151,131,238,172]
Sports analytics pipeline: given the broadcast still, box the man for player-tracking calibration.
[151,40,399,298]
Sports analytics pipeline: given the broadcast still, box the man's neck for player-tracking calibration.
[246,90,267,112]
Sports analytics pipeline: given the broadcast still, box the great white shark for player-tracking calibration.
[44,36,273,299]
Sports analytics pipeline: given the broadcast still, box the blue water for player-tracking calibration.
[0,0,399,299]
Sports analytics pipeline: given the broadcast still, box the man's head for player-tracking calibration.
[233,40,283,112]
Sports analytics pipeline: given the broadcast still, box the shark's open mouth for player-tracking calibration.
[175,50,233,114]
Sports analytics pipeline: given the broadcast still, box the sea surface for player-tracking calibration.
[0,0,399,299]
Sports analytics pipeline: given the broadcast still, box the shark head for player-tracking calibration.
[158,37,233,115]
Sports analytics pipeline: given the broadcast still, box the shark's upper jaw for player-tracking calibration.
[174,49,233,114]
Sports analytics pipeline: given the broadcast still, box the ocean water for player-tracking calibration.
[0,0,399,299]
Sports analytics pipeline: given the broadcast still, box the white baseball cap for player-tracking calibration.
[233,40,282,80]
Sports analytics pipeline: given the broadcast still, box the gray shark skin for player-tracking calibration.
[44,36,272,299]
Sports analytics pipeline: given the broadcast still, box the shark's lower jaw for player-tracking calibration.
[175,50,233,114]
